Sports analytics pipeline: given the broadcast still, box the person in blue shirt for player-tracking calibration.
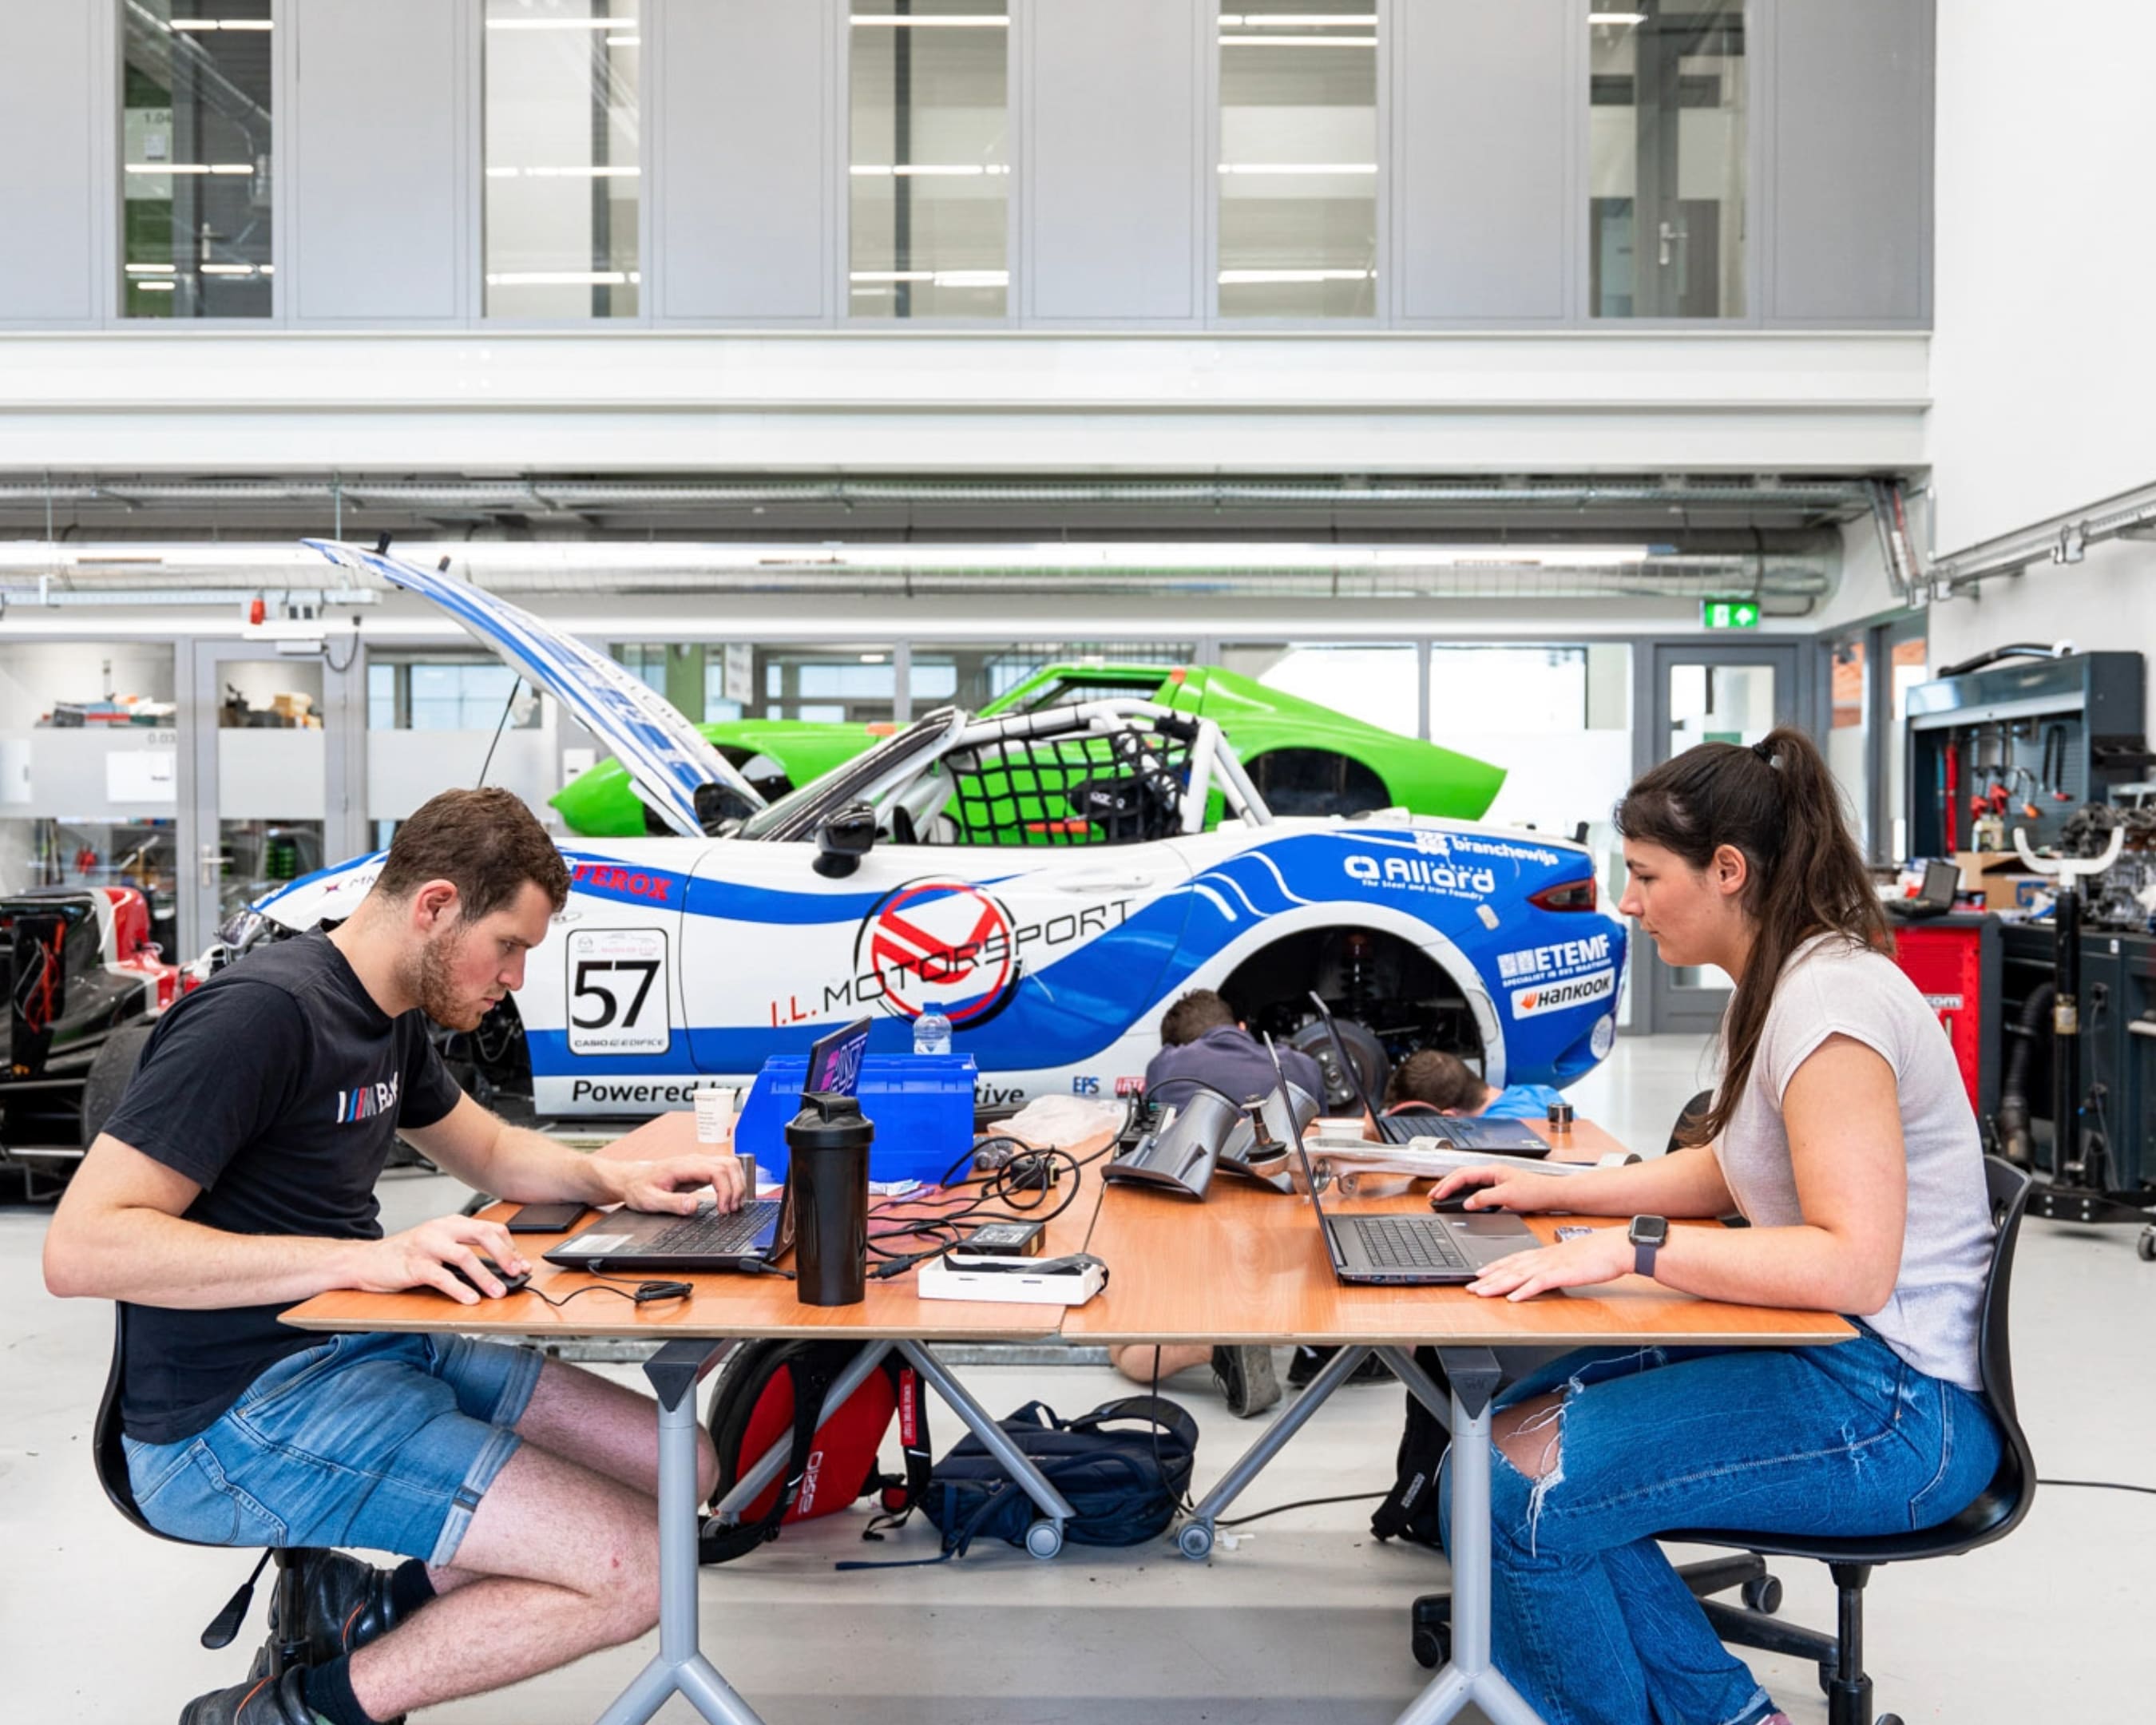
[1378,1049,1564,1124]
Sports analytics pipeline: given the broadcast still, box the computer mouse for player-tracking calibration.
[1429,1192,1478,1215]
[446,1257,531,1298]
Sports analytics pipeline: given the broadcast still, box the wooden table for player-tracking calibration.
[285,1115,1851,1725]
[284,1131,1115,1725]
[1068,1116,1854,1725]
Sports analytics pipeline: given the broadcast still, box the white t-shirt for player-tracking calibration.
[1715,934,1994,1391]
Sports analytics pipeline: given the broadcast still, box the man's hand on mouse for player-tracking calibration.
[1429,1164,1571,1215]
[363,1215,528,1305]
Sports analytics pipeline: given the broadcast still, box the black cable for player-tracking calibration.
[2039,1477,2156,1497]
[477,676,523,788]
[1217,1490,1388,1529]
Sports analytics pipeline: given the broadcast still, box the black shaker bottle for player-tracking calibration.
[786,1093,873,1305]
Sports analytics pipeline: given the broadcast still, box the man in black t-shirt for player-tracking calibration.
[45,788,747,1725]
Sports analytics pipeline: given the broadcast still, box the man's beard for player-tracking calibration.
[414,926,486,1030]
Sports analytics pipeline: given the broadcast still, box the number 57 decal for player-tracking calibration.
[565,928,671,1056]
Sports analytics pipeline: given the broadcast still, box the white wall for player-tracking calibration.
[1930,3,2156,553]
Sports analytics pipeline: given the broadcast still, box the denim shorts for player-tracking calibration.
[121,1330,545,1568]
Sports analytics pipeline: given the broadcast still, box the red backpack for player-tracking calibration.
[700,1340,931,1564]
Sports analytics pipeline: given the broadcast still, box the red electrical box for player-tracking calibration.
[1888,915,2001,1120]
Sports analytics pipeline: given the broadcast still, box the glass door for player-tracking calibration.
[1642,642,1802,1035]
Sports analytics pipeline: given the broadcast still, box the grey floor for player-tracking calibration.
[4,1033,2150,1724]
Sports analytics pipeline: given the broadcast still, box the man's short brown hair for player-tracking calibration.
[1384,1049,1488,1112]
[374,787,571,921]
[1159,988,1239,1047]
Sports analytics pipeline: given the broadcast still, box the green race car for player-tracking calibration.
[550,662,1506,837]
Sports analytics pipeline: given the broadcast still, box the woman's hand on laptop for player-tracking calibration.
[1465,1229,1631,1303]
[1431,1164,1571,1214]
[608,1153,749,1215]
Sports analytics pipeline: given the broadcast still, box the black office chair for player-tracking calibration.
[1409,1157,2037,1725]
[94,1307,323,1676]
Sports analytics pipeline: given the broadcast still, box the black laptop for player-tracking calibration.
[1265,1036,1541,1285]
[1305,991,1551,1156]
[545,1017,873,1275]
[1886,858,1960,922]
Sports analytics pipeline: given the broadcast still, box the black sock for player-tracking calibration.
[303,1654,379,1725]
[386,1558,434,1622]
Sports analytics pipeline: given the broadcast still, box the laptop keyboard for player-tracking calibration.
[636,1200,780,1257]
[1349,1215,1472,1273]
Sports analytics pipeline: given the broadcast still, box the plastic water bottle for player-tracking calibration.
[913,1001,953,1057]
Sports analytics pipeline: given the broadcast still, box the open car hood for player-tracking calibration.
[306,540,764,835]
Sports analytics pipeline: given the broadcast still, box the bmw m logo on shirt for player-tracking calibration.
[335,1077,401,1123]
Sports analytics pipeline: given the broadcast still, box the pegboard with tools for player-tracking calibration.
[1905,652,2148,859]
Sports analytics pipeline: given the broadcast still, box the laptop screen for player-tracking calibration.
[1918,858,1959,910]
[803,1017,872,1100]
[1263,1033,1337,1228]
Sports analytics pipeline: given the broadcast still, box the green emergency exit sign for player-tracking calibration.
[1702,597,1761,630]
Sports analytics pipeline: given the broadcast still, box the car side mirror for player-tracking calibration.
[814,801,878,878]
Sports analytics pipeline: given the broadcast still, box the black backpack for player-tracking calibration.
[1370,1346,1450,1549]
[919,1394,1197,1560]
[699,1340,931,1565]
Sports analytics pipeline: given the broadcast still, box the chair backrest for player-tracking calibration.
[1667,1089,1715,1155]
[1962,1156,2038,1548]
[93,1305,164,1541]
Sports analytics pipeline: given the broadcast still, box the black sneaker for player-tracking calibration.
[248,1552,402,1680]
[180,1667,319,1725]
[1210,1346,1282,1419]
[1287,1346,1391,1388]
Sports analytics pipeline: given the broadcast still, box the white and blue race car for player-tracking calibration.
[227,543,1627,1118]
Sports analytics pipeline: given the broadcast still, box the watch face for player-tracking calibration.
[1631,1215,1670,1247]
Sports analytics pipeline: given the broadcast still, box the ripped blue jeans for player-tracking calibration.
[1437,1330,2001,1725]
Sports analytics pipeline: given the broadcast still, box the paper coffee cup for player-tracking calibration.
[693,1085,739,1144]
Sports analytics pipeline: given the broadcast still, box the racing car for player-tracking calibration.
[550,660,1508,835]
[1,886,189,1176]
[224,542,1626,1120]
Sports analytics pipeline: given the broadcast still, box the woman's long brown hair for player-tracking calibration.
[1615,726,1889,1146]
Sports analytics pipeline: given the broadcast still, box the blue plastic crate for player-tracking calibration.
[735,1053,977,1188]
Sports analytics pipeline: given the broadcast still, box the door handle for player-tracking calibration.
[2129,1019,2156,1040]
[1056,875,1158,894]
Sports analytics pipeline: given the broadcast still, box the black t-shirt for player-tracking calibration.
[109,930,465,1443]
[1141,1025,1324,1113]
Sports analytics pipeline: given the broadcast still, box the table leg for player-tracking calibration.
[709,1341,895,1523]
[894,1339,1077,1557]
[593,1339,767,1725]
[1175,1343,1373,1559]
[1391,1348,1552,1725]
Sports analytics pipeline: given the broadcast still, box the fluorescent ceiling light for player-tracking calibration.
[125,262,177,274]
[1218,162,1377,175]
[486,17,636,29]
[846,269,1008,287]
[484,270,640,286]
[486,165,642,177]
[858,653,886,663]
[1588,11,1649,24]
[170,18,275,30]
[124,162,253,175]
[850,14,1009,26]
[1219,34,1377,47]
[1219,12,1377,22]
[849,163,1009,176]
[199,263,257,275]
[1219,268,1374,284]
[135,282,176,292]
[605,34,639,46]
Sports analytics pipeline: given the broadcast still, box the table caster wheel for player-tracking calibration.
[1741,1573,1782,1615]
[1024,1520,1064,1560]
[1177,1521,1215,1560]
[1410,1625,1450,1671]
[2136,1225,2155,1262]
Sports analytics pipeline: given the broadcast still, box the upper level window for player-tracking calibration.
[121,2,275,318]
[1588,2,1746,319]
[1216,3,1378,319]
[484,0,641,318]
[848,2,1011,319]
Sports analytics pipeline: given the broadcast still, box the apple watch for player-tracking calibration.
[1627,1215,1670,1280]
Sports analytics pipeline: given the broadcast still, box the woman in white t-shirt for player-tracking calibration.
[1431,725,2001,1725]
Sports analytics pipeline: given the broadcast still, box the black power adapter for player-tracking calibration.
[952,1220,1046,1259]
